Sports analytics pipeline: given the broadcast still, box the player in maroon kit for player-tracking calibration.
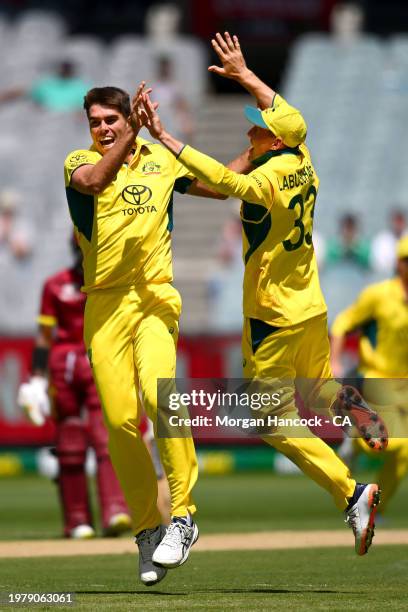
[18,238,132,538]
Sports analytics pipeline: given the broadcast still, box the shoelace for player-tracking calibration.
[162,522,188,549]
[136,529,157,562]
[345,506,360,533]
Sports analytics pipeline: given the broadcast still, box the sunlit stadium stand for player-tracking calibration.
[284,33,408,237]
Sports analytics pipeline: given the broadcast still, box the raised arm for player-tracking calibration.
[141,92,273,206]
[330,286,378,376]
[209,32,276,110]
[71,133,136,195]
[187,146,254,199]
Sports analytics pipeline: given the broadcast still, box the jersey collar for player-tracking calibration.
[135,136,154,151]
[252,146,300,167]
[125,137,155,166]
[134,137,154,155]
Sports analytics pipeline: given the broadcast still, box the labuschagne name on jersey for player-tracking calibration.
[121,184,158,216]
[251,174,263,188]
[278,164,314,191]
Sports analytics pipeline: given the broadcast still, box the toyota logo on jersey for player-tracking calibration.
[122,185,152,206]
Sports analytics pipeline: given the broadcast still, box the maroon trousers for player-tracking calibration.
[49,344,128,535]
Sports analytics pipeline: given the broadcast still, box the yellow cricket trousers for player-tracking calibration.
[242,313,355,510]
[84,282,198,534]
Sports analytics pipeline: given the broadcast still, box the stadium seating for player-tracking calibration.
[283,33,408,237]
[60,36,107,84]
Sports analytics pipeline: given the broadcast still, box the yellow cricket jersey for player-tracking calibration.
[64,137,193,293]
[331,278,408,377]
[178,143,326,327]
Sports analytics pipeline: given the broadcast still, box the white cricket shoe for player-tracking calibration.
[135,525,167,586]
[69,524,96,539]
[345,483,381,555]
[152,517,199,568]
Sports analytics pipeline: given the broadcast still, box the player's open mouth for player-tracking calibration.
[100,137,115,147]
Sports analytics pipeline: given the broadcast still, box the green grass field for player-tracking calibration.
[1,470,407,540]
[1,547,407,610]
[1,470,407,610]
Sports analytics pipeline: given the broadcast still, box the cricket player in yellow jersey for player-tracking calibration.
[331,236,408,514]
[141,32,388,556]
[64,83,252,585]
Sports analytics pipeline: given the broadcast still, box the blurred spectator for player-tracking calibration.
[151,55,194,143]
[324,214,371,269]
[145,3,181,40]
[330,2,365,42]
[370,208,407,275]
[208,206,243,331]
[319,214,375,324]
[217,210,242,267]
[0,189,33,261]
[0,59,89,112]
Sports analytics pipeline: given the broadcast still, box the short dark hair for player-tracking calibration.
[83,86,131,118]
[340,213,358,228]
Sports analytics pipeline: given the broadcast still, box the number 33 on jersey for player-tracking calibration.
[240,143,326,328]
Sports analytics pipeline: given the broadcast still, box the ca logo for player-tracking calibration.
[122,185,152,206]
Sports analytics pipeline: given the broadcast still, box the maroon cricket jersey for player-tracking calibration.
[38,267,85,345]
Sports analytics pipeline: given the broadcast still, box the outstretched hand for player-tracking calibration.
[208,32,249,81]
[137,89,184,157]
[128,81,148,132]
[141,91,164,139]
[128,82,159,133]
